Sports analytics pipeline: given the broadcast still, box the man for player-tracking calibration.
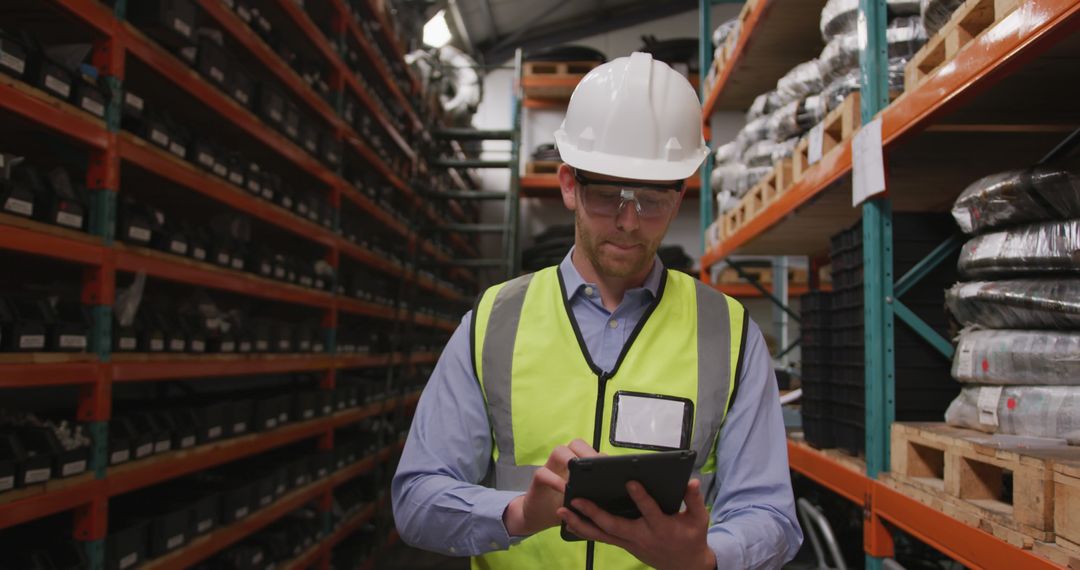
[393,52,802,569]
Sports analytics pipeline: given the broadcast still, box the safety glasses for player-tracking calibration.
[573,170,683,220]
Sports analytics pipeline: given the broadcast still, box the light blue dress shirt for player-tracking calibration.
[392,250,803,569]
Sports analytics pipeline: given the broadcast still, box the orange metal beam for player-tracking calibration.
[0,360,100,388]
[336,297,398,320]
[111,355,338,382]
[786,440,867,506]
[0,477,104,530]
[361,0,422,105]
[48,0,117,37]
[0,77,109,149]
[281,502,380,570]
[0,220,106,265]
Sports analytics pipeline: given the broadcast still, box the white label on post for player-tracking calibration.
[111,449,130,464]
[150,338,164,351]
[81,97,105,117]
[135,444,152,457]
[221,340,236,352]
[169,338,185,351]
[56,211,83,228]
[44,75,70,98]
[0,475,13,491]
[977,386,1003,427]
[808,123,825,165]
[191,339,205,352]
[208,426,222,439]
[181,436,196,448]
[128,226,151,242]
[193,247,206,260]
[0,52,25,74]
[230,258,243,270]
[852,117,885,206]
[154,440,170,453]
[125,92,144,111]
[19,335,45,349]
[233,422,247,434]
[4,197,33,216]
[119,337,137,350]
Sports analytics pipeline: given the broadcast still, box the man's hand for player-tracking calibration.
[557,478,717,570]
[503,439,600,536]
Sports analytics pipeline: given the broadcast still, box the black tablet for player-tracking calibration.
[560,450,696,542]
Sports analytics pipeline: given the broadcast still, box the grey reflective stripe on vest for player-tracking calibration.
[482,273,534,490]
[692,280,733,504]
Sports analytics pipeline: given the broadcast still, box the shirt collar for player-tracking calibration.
[558,246,664,301]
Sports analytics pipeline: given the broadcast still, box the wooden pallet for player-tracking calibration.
[1056,459,1080,551]
[525,160,561,175]
[792,91,861,181]
[522,61,600,76]
[904,0,1021,91]
[890,422,1080,545]
[1033,536,1080,569]
[716,263,809,285]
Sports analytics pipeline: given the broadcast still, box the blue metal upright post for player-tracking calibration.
[860,0,895,567]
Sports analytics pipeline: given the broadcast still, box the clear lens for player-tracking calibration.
[580,184,677,219]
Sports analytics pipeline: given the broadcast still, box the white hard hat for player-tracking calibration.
[554,51,709,182]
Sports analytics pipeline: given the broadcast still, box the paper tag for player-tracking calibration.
[270,109,283,122]
[297,202,308,214]
[230,258,243,270]
[111,449,130,464]
[169,240,188,254]
[124,92,144,111]
[235,90,249,105]
[193,247,206,260]
[256,340,269,351]
[247,179,260,193]
[44,75,71,98]
[229,171,243,185]
[191,339,205,352]
[169,338,185,351]
[119,553,137,570]
[233,422,247,434]
[166,534,184,550]
[119,337,137,350]
[213,163,228,177]
[150,129,169,146]
[181,436,196,448]
[0,51,25,74]
[277,339,289,350]
[208,426,222,439]
[252,552,264,565]
[173,17,192,37]
[276,484,286,495]
[209,67,225,83]
[956,339,975,378]
[261,187,273,200]
[303,410,314,419]
[59,334,87,349]
[56,211,83,228]
[169,142,186,157]
[81,97,105,117]
[154,440,170,453]
[62,460,87,476]
[235,507,249,519]
[136,442,153,457]
[4,197,33,216]
[236,5,251,21]
[260,494,272,506]
[128,225,151,242]
[217,252,230,265]
[808,123,825,165]
[852,117,885,206]
[150,338,164,351]
[239,340,252,352]
[265,418,277,429]
[0,475,13,491]
[197,152,215,167]
[24,467,50,484]
[19,334,45,349]
[977,386,1003,427]
[197,519,213,533]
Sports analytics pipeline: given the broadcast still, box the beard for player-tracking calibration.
[575,207,661,279]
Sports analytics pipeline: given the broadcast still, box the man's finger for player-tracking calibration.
[567,438,601,459]
[545,445,577,476]
[534,466,567,494]
[558,508,631,550]
[684,478,709,521]
[570,498,636,541]
[626,481,664,524]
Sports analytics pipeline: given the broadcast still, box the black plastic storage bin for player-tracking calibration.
[1,296,48,352]
[106,520,148,570]
[0,433,20,492]
[127,0,198,49]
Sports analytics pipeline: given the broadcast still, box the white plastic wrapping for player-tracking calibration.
[776,60,824,105]
[741,140,783,167]
[818,19,927,84]
[712,17,740,47]
[945,385,1080,440]
[767,96,827,141]
[747,90,784,122]
[714,141,738,165]
[713,162,746,194]
[734,115,772,157]
[958,219,1080,278]
[946,279,1080,329]
[716,189,738,214]
[952,329,1080,386]
[921,0,965,37]
[820,58,910,111]
[951,168,1080,235]
[821,0,924,40]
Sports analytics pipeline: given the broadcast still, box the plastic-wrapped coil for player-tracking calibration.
[951,168,1080,235]
[772,137,800,163]
[746,90,784,122]
[818,18,927,83]
[733,166,775,196]
[712,17,740,47]
[952,329,1080,386]
[775,60,824,105]
[767,96,827,142]
[945,385,1080,441]
[921,0,965,37]
[741,140,784,168]
[820,58,909,112]
[821,0,925,41]
[714,162,746,194]
[958,219,1080,278]
[734,115,772,158]
[716,189,738,214]
[945,279,1080,329]
[714,141,738,165]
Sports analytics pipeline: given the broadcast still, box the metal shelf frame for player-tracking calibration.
[698,0,1080,568]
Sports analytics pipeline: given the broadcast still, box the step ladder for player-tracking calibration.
[424,49,523,283]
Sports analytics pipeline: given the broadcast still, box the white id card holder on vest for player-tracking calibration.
[610,391,694,451]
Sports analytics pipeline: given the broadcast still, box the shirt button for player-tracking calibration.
[584,286,594,297]
[609,320,618,329]
[449,547,457,554]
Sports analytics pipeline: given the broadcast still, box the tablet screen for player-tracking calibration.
[611,391,693,451]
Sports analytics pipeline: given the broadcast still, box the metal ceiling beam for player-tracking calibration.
[482,0,697,64]
[485,0,576,55]
[478,0,499,41]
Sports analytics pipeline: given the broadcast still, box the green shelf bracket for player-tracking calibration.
[83,539,105,570]
[892,299,955,360]
[323,327,337,355]
[87,421,109,478]
[112,0,127,20]
[103,77,122,133]
[91,305,112,361]
[894,233,963,297]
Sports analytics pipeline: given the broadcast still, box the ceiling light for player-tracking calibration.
[423,9,452,48]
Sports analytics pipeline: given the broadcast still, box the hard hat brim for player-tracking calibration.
[555,129,708,183]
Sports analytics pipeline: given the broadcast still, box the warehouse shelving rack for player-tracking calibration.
[0,0,463,567]
[698,0,1080,568]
